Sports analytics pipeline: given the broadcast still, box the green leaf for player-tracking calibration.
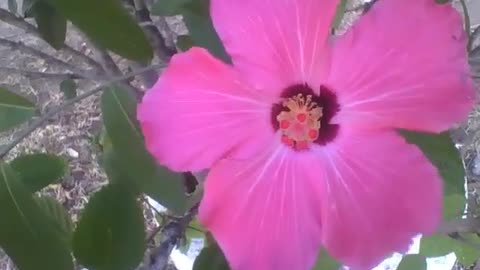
[420,233,480,266]
[60,79,77,99]
[443,193,465,219]
[151,0,191,16]
[313,249,341,270]
[0,87,36,132]
[34,196,73,246]
[101,86,187,214]
[0,163,74,270]
[332,0,347,29]
[182,0,230,62]
[397,255,427,270]
[44,0,153,62]
[31,1,66,50]
[193,242,230,270]
[179,218,206,253]
[73,184,145,270]
[176,35,194,51]
[400,130,466,218]
[8,0,18,13]
[10,153,67,193]
[22,0,37,17]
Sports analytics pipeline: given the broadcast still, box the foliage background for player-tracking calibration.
[0,0,478,270]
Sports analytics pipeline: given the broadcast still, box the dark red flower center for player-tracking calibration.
[271,84,339,150]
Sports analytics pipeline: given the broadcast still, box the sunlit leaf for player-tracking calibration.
[420,233,480,266]
[332,0,347,29]
[73,184,145,270]
[397,254,427,270]
[0,163,74,270]
[312,249,341,270]
[31,1,66,49]
[179,218,206,253]
[0,87,36,132]
[34,196,73,246]
[44,0,153,62]
[399,130,466,218]
[60,79,77,99]
[101,86,187,214]
[10,153,67,193]
[193,242,229,270]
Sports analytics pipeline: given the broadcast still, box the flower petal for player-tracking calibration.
[314,129,442,269]
[327,0,475,132]
[199,143,323,270]
[211,0,339,93]
[137,47,274,172]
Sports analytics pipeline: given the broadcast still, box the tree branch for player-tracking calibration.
[438,218,480,235]
[0,64,164,159]
[0,67,82,80]
[0,37,98,80]
[130,0,176,60]
[138,204,199,270]
[0,8,102,71]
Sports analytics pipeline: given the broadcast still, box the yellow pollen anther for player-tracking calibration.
[276,94,323,150]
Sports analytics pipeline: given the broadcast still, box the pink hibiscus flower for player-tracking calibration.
[137,0,476,269]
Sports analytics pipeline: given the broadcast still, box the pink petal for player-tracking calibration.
[199,143,323,270]
[137,47,274,172]
[314,129,442,269]
[211,0,339,93]
[326,0,475,133]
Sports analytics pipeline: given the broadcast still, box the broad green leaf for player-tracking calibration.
[34,196,73,246]
[397,255,427,270]
[0,163,74,270]
[176,35,194,51]
[0,87,36,132]
[10,153,67,193]
[313,249,341,270]
[193,243,230,270]
[332,0,347,29]
[8,0,18,13]
[73,184,145,270]
[60,79,77,99]
[151,0,191,16]
[420,233,480,266]
[44,0,153,62]
[400,130,466,218]
[101,86,187,214]
[32,1,66,50]
[443,193,465,219]
[182,0,230,63]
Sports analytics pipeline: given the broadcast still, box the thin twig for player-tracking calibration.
[139,204,199,270]
[470,25,480,53]
[0,38,98,79]
[131,0,176,60]
[459,0,472,51]
[0,67,81,80]
[0,64,164,159]
[0,8,102,71]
